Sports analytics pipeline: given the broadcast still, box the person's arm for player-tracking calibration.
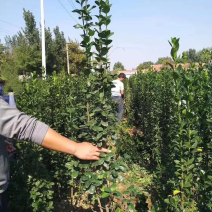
[42,128,109,160]
[0,97,109,160]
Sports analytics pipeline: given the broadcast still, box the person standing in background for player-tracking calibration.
[0,80,9,104]
[111,73,126,121]
[8,88,16,108]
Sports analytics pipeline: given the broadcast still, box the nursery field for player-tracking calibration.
[1,0,212,211]
[8,58,212,212]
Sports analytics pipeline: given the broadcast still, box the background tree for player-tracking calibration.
[67,40,86,75]
[4,9,67,76]
[155,57,173,65]
[51,26,66,74]
[0,60,22,94]
[187,49,200,63]
[0,41,5,66]
[137,61,154,71]
[5,9,42,75]
[113,61,124,71]
[112,67,122,75]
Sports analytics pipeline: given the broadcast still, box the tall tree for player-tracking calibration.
[137,61,154,71]
[113,61,124,71]
[0,42,5,66]
[67,40,86,75]
[51,26,66,73]
[187,49,200,63]
[155,57,173,65]
[5,9,42,75]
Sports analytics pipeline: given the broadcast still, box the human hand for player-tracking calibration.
[5,141,16,153]
[74,142,111,160]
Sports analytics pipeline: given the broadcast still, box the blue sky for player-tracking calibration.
[0,0,211,70]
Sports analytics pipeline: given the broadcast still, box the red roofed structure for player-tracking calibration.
[118,63,206,78]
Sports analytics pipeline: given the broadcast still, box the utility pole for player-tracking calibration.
[66,43,70,74]
[41,0,46,76]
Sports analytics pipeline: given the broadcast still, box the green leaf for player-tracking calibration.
[84,36,90,43]
[74,24,83,29]
[127,185,135,192]
[88,185,96,194]
[105,152,114,162]
[101,192,110,198]
[185,173,193,182]
[104,187,112,193]
[96,133,103,140]
[84,172,92,178]
[92,158,104,167]
[128,203,135,210]
[72,170,79,179]
[89,30,95,37]
[100,92,104,98]
[186,111,194,118]
[184,182,192,188]
[102,5,110,13]
[185,158,194,166]
[123,191,130,195]
[100,153,106,158]
[170,197,175,204]
[112,170,118,178]
[114,191,122,198]
[173,71,180,80]
[101,120,108,127]
[97,142,102,147]
[85,180,91,188]
[81,176,89,182]
[101,111,108,116]
[110,184,117,192]
[124,153,131,159]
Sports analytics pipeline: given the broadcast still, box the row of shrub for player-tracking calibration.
[119,64,212,211]
[8,72,87,211]
[9,71,141,212]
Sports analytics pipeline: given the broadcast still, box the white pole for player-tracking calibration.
[41,0,46,76]
[66,43,70,74]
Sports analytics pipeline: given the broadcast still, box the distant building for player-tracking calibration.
[119,63,207,78]
[141,63,207,72]
[118,70,137,78]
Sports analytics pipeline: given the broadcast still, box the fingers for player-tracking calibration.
[96,147,111,153]
[91,156,100,161]
[93,152,100,157]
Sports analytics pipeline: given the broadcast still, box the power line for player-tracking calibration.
[0,28,16,34]
[0,28,15,33]
[57,0,79,24]
[0,31,14,36]
[0,19,21,29]
[68,0,77,9]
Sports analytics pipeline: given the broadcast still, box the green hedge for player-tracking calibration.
[121,65,212,211]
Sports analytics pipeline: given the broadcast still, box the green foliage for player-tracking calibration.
[4,9,67,75]
[67,40,86,74]
[122,39,212,212]
[112,67,122,75]
[155,57,173,65]
[113,61,125,71]
[45,26,66,74]
[0,60,22,94]
[72,1,128,211]
[137,61,154,71]
[8,1,126,211]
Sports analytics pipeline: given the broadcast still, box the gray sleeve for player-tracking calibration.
[0,97,49,145]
